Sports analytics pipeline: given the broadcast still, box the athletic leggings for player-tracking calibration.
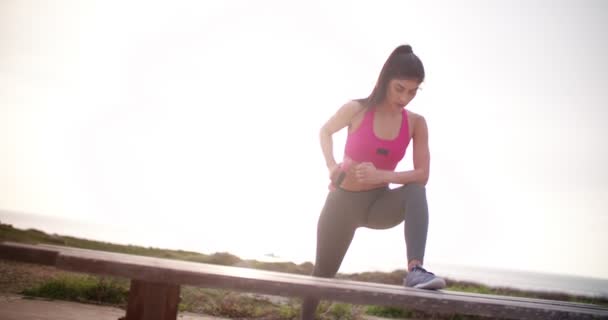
[300,183,429,320]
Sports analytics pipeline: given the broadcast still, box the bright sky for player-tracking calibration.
[1,0,607,280]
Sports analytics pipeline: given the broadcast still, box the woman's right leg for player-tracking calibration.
[300,189,367,320]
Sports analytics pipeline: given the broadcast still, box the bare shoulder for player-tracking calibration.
[407,110,424,122]
[322,100,367,134]
[407,110,428,137]
[338,100,366,117]
[334,99,367,126]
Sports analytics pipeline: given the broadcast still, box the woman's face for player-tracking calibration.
[385,78,420,109]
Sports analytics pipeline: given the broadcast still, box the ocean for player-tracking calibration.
[1,210,607,298]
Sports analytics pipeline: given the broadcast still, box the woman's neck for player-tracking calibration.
[375,101,402,116]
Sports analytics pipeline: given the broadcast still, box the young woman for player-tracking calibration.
[301,44,446,319]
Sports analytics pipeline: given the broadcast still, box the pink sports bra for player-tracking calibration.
[342,107,411,171]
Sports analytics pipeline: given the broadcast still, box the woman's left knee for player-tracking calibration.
[404,183,426,197]
[403,183,426,199]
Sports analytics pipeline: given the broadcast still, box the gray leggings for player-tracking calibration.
[300,183,429,319]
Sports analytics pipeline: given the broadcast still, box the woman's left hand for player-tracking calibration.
[355,162,386,184]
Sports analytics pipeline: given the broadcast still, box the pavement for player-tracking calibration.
[0,294,228,320]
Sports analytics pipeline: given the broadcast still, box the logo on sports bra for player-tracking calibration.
[376,148,389,156]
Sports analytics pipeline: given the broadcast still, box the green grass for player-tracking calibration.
[2,221,607,319]
[365,305,414,318]
[0,221,312,273]
[365,304,501,320]
[21,275,129,306]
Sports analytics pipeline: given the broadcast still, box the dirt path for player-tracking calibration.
[0,259,230,319]
[0,293,228,320]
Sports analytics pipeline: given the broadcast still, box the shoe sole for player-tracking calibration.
[413,277,447,290]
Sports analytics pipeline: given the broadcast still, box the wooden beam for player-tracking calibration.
[0,241,57,265]
[125,280,180,320]
[1,242,607,320]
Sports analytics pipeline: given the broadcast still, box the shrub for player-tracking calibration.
[22,275,128,306]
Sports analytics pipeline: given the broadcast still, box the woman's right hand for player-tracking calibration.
[328,163,341,180]
[338,159,388,191]
[327,163,344,191]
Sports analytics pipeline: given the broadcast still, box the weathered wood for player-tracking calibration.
[125,280,180,320]
[0,241,58,265]
[1,242,607,320]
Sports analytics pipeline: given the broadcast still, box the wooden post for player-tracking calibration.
[125,280,180,320]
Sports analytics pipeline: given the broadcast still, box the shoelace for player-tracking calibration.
[412,265,435,275]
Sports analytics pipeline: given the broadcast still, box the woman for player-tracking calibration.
[301,44,446,319]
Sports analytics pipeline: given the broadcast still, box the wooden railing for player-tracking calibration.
[1,241,607,320]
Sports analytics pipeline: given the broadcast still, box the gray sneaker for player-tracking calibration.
[404,265,446,290]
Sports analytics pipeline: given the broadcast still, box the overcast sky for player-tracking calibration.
[1,0,607,279]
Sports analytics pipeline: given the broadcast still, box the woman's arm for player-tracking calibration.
[379,115,431,186]
[319,100,365,174]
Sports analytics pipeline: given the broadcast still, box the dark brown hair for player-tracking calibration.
[357,44,425,107]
